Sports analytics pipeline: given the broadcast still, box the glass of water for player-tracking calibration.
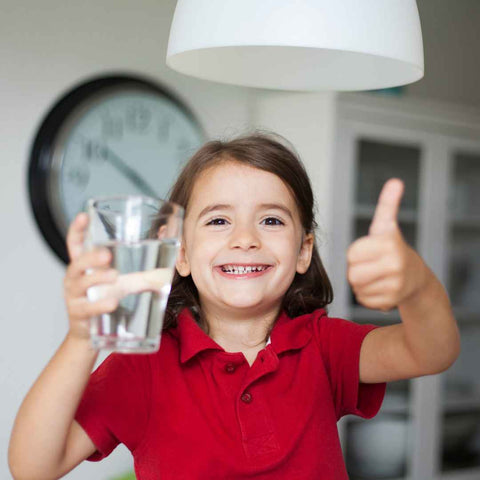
[85,195,183,353]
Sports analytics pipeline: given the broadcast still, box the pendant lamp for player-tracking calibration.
[166,0,424,91]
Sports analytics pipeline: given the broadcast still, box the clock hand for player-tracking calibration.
[101,144,159,198]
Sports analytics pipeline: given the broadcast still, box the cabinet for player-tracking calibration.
[329,93,480,480]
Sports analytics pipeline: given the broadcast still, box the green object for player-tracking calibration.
[367,86,406,96]
[109,471,136,480]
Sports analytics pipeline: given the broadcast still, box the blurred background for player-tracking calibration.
[1,1,480,479]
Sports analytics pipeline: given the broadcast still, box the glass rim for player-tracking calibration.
[86,194,184,216]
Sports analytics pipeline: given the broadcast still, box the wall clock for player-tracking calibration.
[28,74,205,263]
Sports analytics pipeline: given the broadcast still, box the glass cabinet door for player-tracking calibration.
[345,138,421,480]
[441,151,480,474]
[350,139,420,311]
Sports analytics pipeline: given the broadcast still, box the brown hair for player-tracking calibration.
[162,131,333,330]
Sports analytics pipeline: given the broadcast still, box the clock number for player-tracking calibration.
[81,138,108,164]
[66,165,90,190]
[102,113,124,139]
[126,104,151,133]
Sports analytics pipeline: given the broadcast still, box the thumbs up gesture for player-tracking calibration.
[347,178,429,312]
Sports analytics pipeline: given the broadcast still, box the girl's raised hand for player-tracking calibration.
[346,178,429,312]
[63,213,119,341]
[64,213,175,341]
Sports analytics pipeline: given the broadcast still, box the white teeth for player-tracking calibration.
[221,265,267,274]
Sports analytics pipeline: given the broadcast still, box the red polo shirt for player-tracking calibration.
[75,308,385,479]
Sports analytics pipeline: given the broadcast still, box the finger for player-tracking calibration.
[66,213,89,261]
[115,268,174,296]
[348,261,387,288]
[88,268,174,301]
[369,178,404,236]
[347,234,395,265]
[66,269,119,297]
[355,293,395,312]
[67,296,119,320]
[66,248,112,279]
[352,276,400,297]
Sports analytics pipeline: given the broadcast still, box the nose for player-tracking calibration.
[228,221,260,250]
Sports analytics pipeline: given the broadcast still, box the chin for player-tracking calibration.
[224,297,279,312]
[226,301,263,310]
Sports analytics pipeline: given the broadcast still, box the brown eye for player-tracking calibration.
[263,217,284,226]
[206,218,228,226]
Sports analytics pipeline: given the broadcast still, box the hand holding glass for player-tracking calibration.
[85,196,183,353]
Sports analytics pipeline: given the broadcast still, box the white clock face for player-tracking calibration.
[49,87,204,234]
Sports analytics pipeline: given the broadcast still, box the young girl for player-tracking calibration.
[9,133,460,480]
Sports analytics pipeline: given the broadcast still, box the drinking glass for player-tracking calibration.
[85,195,183,353]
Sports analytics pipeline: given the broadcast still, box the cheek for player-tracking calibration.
[185,233,220,269]
[274,232,302,258]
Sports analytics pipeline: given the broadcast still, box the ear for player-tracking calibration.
[157,225,167,239]
[175,240,191,277]
[296,233,314,274]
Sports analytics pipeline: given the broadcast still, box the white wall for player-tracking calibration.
[0,2,253,479]
[250,90,337,275]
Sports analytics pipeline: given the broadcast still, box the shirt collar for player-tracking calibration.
[173,307,322,364]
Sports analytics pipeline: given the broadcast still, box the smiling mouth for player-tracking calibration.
[217,264,272,275]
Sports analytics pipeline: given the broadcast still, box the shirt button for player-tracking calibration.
[241,392,253,404]
[225,363,236,373]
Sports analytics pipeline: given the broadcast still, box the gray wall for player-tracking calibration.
[408,0,480,107]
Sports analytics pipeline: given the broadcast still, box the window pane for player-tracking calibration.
[356,139,421,210]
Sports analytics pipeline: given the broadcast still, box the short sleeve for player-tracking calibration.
[75,353,151,461]
[313,312,386,420]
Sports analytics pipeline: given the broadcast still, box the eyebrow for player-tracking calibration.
[197,203,294,220]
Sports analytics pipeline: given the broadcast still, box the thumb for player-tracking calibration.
[66,213,89,261]
[369,178,404,236]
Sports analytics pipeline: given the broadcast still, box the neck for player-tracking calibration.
[202,304,279,354]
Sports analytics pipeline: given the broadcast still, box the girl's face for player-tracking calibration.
[176,160,314,319]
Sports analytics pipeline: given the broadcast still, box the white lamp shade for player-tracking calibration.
[166,0,424,91]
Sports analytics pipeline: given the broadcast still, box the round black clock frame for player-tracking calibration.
[28,74,202,264]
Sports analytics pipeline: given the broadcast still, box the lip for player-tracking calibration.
[214,264,273,280]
